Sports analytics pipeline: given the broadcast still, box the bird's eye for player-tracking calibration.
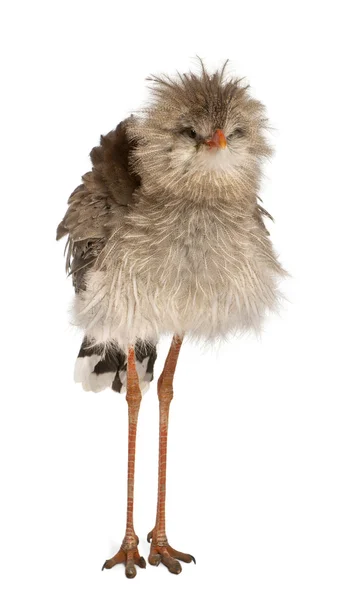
[227,128,245,140]
[180,128,197,139]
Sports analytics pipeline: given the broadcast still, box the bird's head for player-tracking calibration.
[127,61,272,203]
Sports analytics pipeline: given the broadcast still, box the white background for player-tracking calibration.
[1,1,355,598]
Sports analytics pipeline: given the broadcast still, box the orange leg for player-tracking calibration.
[102,345,146,578]
[147,334,195,574]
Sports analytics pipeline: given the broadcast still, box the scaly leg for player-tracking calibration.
[102,345,146,578]
[147,334,195,574]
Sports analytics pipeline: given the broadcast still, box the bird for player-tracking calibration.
[57,59,285,578]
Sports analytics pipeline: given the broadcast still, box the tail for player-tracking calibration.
[74,337,157,394]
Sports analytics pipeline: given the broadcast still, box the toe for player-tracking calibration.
[125,563,137,578]
[178,553,195,564]
[101,548,125,570]
[125,552,137,578]
[101,558,115,570]
[168,546,196,564]
[160,548,182,574]
[162,555,182,574]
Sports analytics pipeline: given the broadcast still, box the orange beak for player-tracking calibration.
[206,129,227,149]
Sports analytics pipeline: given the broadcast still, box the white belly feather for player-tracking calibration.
[73,200,283,350]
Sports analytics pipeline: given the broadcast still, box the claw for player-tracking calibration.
[147,530,153,543]
[190,554,196,564]
[137,556,147,569]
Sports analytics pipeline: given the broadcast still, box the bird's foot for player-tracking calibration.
[147,529,195,574]
[102,534,146,579]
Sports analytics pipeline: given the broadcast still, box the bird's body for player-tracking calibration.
[74,144,280,346]
[57,62,285,576]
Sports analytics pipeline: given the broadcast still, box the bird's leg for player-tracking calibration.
[102,345,146,578]
[147,334,195,574]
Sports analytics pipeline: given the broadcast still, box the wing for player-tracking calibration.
[56,118,140,292]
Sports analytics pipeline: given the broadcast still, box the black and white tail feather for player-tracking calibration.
[74,337,157,394]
